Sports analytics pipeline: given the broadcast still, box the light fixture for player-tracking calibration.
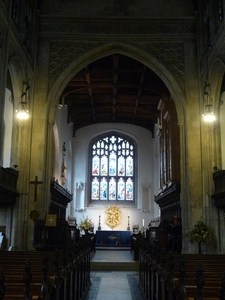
[202,83,216,123]
[16,40,30,120]
[202,104,216,122]
[16,103,29,120]
[202,45,216,123]
[16,81,30,120]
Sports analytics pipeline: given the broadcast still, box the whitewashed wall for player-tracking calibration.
[71,123,160,231]
[55,106,161,232]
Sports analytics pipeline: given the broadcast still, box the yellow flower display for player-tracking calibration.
[79,217,93,231]
[188,220,214,245]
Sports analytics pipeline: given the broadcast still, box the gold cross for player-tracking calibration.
[30,176,43,202]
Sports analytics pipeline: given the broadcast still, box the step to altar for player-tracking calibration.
[90,261,138,271]
[90,249,138,271]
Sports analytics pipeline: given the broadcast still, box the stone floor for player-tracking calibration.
[85,249,143,300]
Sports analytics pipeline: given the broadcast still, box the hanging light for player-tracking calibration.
[16,102,29,120]
[202,84,216,123]
[16,39,30,120]
[202,104,216,122]
[202,45,216,123]
[16,81,30,120]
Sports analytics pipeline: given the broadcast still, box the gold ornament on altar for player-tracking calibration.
[105,205,121,229]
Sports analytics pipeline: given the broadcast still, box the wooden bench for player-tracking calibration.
[0,251,56,299]
[139,249,225,300]
[0,246,91,300]
[165,254,225,299]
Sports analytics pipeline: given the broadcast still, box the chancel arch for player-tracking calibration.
[47,42,186,125]
[209,58,225,167]
[44,42,191,246]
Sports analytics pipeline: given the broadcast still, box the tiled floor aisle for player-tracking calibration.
[85,250,144,300]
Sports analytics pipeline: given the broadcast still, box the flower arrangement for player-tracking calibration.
[188,220,214,245]
[79,217,93,232]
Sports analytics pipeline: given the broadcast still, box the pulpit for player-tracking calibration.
[95,230,131,247]
[212,170,225,207]
[0,167,19,206]
[33,179,74,250]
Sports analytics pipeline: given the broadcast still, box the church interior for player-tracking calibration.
[1,0,225,299]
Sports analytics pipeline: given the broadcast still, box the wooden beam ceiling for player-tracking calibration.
[60,54,171,136]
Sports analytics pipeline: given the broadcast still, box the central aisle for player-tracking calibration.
[85,249,143,300]
[86,271,142,300]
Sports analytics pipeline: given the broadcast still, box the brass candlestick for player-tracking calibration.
[98,215,101,230]
[127,216,130,231]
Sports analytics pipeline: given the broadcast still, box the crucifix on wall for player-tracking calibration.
[30,175,43,202]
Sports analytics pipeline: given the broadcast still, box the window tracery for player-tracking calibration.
[90,133,135,203]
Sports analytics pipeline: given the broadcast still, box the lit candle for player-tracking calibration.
[142,219,144,227]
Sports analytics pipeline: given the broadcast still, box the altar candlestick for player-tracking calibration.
[142,219,145,235]
[98,215,101,230]
[127,215,130,231]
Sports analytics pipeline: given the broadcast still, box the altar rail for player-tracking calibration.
[139,243,225,300]
[0,235,91,300]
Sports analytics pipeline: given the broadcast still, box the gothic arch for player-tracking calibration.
[8,56,25,107]
[45,42,188,228]
[210,57,225,169]
[210,57,225,114]
[47,42,186,126]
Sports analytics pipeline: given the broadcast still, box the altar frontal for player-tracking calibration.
[95,230,131,247]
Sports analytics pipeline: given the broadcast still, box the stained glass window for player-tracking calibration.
[90,133,135,203]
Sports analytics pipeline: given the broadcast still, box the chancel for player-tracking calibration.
[1,0,225,299]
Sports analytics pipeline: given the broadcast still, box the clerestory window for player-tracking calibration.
[90,133,135,204]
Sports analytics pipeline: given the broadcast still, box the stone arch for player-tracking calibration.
[210,57,225,169]
[45,41,188,228]
[8,56,26,108]
[47,42,186,125]
[5,56,26,167]
[210,58,225,114]
[206,57,225,253]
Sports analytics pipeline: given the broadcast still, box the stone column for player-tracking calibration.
[75,182,86,209]
[0,23,8,166]
[12,121,31,250]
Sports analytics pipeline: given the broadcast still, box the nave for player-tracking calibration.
[86,249,143,300]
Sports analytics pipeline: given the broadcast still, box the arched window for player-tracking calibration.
[90,133,136,203]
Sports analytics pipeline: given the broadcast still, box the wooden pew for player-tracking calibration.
[139,247,225,300]
[0,236,91,299]
[0,251,55,299]
[171,254,225,299]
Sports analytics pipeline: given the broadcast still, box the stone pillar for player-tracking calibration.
[11,121,31,250]
[75,182,86,209]
[0,23,8,166]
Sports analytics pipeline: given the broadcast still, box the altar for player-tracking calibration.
[95,230,131,247]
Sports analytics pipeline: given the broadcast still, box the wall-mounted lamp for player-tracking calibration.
[202,104,216,122]
[16,81,30,120]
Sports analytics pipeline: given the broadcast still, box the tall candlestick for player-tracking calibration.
[142,219,145,235]
[127,216,130,231]
[98,215,101,230]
